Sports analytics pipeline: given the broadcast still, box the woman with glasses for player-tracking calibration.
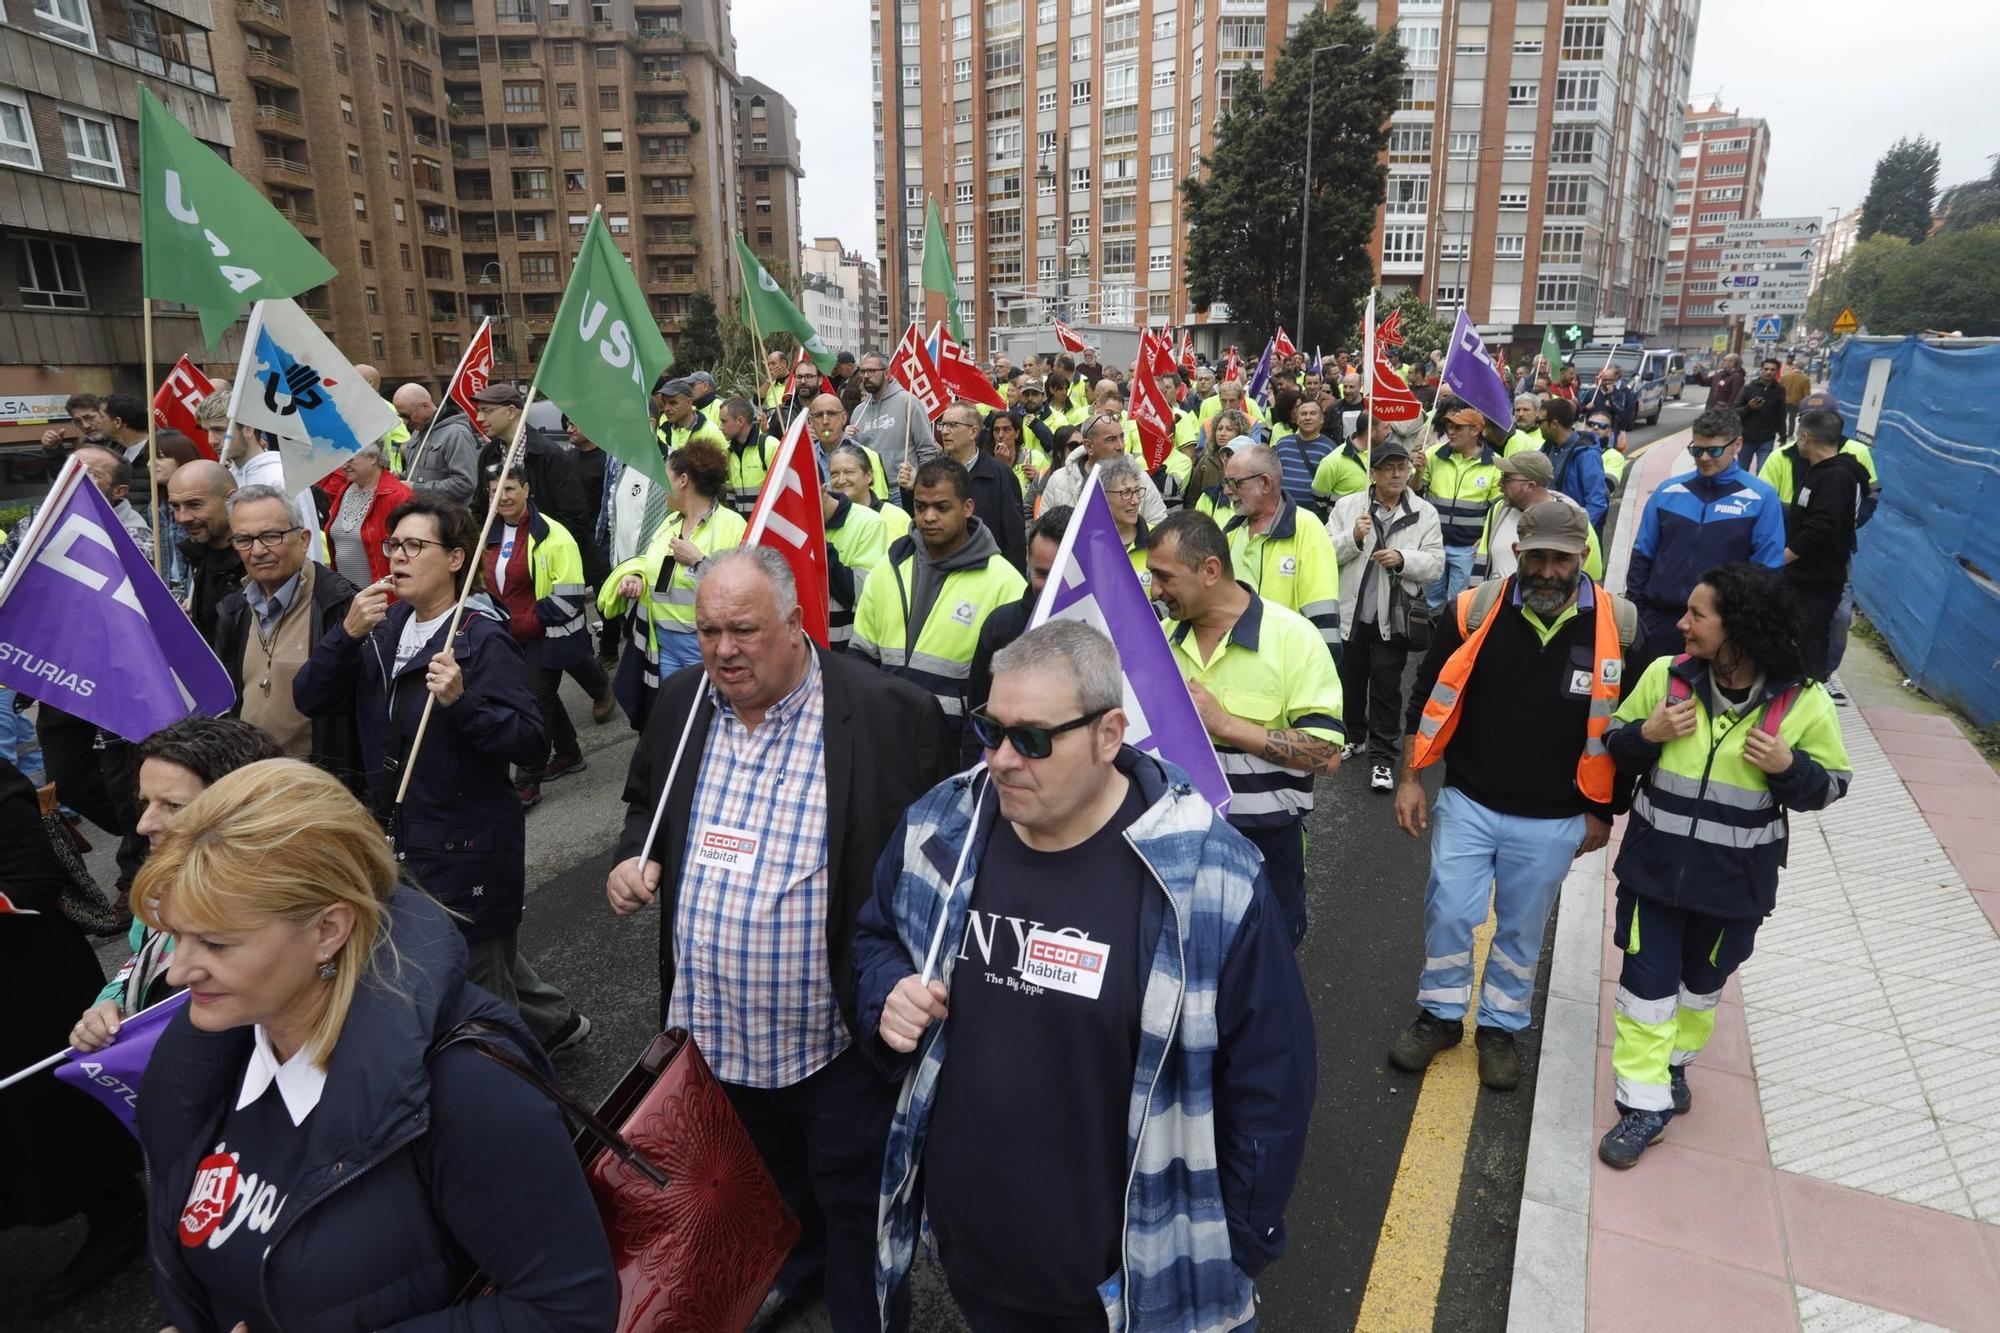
[1189,407,1253,517]
[1585,409,1626,497]
[295,498,590,1057]
[320,441,414,585]
[1096,455,1157,598]
[983,410,1046,515]
[829,443,910,542]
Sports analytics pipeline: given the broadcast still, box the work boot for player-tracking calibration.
[1387,1010,1463,1072]
[1671,1066,1692,1115]
[1598,1107,1671,1169]
[591,684,618,724]
[1475,1026,1522,1091]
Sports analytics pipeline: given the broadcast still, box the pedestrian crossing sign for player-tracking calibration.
[1753,316,1783,341]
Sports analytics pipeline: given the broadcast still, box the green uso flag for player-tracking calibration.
[138,85,336,346]
[1541,323,1565,372]
[734,235,835,374]
[538,213,675,490]
[921,196,965,344]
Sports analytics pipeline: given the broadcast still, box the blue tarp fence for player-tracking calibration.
[1830,337,2000,727]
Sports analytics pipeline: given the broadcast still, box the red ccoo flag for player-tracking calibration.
[1052,318,1088,354]
[152,356,218,459]
[1139,326,1175,380]
[742,413,830,648]
[931,324,1008,411]
[1130,334,1176,471]
[1273,326,1298,360]
[1369,342,1424,423]
[1177,328,1197,375]
[1223,346,1243,382]
[1376,307,1406,351]
[888,321,949,421]
[445,317,496,424]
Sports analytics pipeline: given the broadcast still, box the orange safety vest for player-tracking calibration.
[1409,576,1622,803]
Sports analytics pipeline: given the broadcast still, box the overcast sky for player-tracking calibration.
[737,1,2000,259]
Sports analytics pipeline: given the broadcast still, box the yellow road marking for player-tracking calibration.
[1354,900,1498,1332]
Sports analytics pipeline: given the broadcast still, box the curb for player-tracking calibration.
[1503,428,1689,1333]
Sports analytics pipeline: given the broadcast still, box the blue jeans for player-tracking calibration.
[1428,544,1477,612]
[1417,787,1586,1032]
[1746,436,1778,474]
[1827,581,1854,675]
[0,687,44,779]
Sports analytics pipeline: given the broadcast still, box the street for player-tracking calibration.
[0,402,1700,1333]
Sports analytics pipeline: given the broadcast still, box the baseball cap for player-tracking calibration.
[1497,451,1555,487]
[689,371,716,388]
[659,376,695,397]
[1516,500,1590,555]
[1800,391,1839,413]
[1446,407,1487,428]
[1020,376,1046,391]
[1370,437,1412,467]
[472,382,523,406]
[834,351,858,367]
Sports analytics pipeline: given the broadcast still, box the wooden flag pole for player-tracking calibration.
[391,370,544,809]
[403,315,489,483]
[732,234,774,403]
[142,300,163,573]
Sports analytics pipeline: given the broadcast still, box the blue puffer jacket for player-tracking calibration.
[854,748,1317,1332]
[140,888,617,1332]
[1545,433,1610,528]
[293,598,548,942]
[1624,463,1786,617]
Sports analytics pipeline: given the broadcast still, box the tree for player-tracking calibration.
[1182,1,1402,351]
[1858,136,1940,244]
[1864,224,2000,336]
[675,292,724,370]
[1939,154,2000,234]
[1813,232,1910,331]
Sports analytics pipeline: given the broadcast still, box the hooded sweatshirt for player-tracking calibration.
[907,516,1004,639]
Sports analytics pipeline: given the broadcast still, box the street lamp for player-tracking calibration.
[477,260,518,382]
[1448,144,1504,313]
[1036,134,1073,323]
[1297,42,1350,347]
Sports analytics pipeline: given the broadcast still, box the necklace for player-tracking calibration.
[335,483,374,533]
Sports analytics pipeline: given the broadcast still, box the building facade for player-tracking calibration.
[734,75,802,280]
[1660,100,1770,350]
[872,0,1697,361]
[799,234,871,354]
[1,0,233,442]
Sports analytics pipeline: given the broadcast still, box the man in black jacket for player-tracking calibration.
[1737,358,1789,474]
[606,547,954,1333]
[966,504,1069,727]
[471,383,592,539]
[925,401,1026,571]
[1782,407,1870,678]
[166,459,245,644]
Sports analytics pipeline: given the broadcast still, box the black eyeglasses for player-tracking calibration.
[382,536,446,558]
[229,527,302,551]
[968,706,1109,759]
[1687,443,1733,459]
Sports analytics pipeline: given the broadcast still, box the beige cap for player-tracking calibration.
[1516,499,1590,554]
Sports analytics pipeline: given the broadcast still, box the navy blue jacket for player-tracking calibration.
[293,598,548,941]
[1544,432,1610,528]
[141,888,617,1332]
[1626,463,1787,616]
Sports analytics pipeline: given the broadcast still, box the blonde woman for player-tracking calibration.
[135,760,614,1332]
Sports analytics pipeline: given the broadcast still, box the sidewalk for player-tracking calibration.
[1510,434,2000,1332]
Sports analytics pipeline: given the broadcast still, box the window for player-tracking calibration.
[375,53,389,83]
[1037,87,1057,112]
[552,40,575,64]
[1104,12,1138,51]
[1546,176,1591,216]
[1504,132,1533,159]
[904,184,922,208]
[899,20,919,44]
[1148,245,1171,272]
[520,254,557,281]
[985,40,1021,79]
[1070,165,1090,192]
[404,288,417,314]
[504,83,542,113]
[1498,190,1528,211]
[1153,10,1175,39]
[1105,62,1137,106]
[332,42,347,72]
[1397,20,1440,69]
[387,151,402,180]
[1071,79,1091,106]
[905,64,924,88]
[358,239,373,265]
[955,14,972,38]
[346,143,362,172]
[1448,131,1478,158]
[1541,225,1585,262]
[1217,17,1264,55]
[1508,82,1538,106]
[1494,233,1525,259]
[1559,17,1607,60]
[1385,176,1428,215]
[1070,34,1090,61]
[33,0,95,50]
[953,58,971,82]
[593,45,617,68]
[568,212,589,235]
[17,237,86,307]
[1711,137,1750,154]
[1381,225,1425,267]
[392,199,406,222]
[353,192,368,216]
[599,86,620,111]
[1550,127,1596,165]
[1432,285,1465,310]
[58,109,121,184]
[1154,62,1176,88]
[1037,44,1055,71]
[1388,126,1432,163]
[381,103,394,132]
[1553,72,1599,112]
[1398,75,1437,111]
[604,172,625,193]
[340,96,356,124]
[1514,39,1544,55]
[1708,161,1748,178]
[1704,186,1743,202]
[561,126,582,150]
[955,181,973,205]
[957,222,974,247]
[365,286,379,313]
[1697,210,1737,224]
[1151,152,1173,180]
[1437,238,1467,261]
[0,88,38,169]
[990,125,1021,162]
[1150,106,1173,136]
[602,128,624,151]
[1535,275,1580,311]
[607,213,629,235]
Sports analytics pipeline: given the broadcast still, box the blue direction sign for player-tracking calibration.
[1753,315,1783,341]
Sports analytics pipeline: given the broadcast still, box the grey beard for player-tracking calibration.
[1522,580,1575,617]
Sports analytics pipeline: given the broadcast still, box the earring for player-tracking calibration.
[317,957,338,980]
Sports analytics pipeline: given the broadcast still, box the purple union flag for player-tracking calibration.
[0,458,233,741]
[52,992,191,1138]
[1439,308,1518,428]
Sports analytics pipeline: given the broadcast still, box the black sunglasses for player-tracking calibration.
[968,706,1109,760]
[1686,443,1732,459]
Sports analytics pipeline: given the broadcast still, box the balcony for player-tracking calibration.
[642,71,689,92]
[512,185,552,199]
[245,48,297,83]
[501,100,546,119]
[634,115,693,133]
[255,104,305,137]
[641,196,695,216]
[275,204,318,227]
[429,310,460,323]
[500,59,540,73]
[262,154,310,176]
[238,0,286,33]
[632,30,686,51]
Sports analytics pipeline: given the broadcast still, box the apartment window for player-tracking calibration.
[1559,17,1607,60]
[1102,239,1135,271]
[504,83,542,113]
[404,288,417,314]
[1541,225,1585,262]
[1674,189,1693,206]
[1437,239,1467,261]
[365,286,379,313]
[1498,190,1529,211]
[1697,209,1737,224]
[990,125,1022,162]
[988,84,1022,121]
[375,53,389,83]
[954,14,972,39]
[905,64,924,88]
[1507,82,1538,106]
[956,181,974,205]
[1553,72,1600,112]
[1504,132,1535,159]
[957,222,974,247]
[33,0,95,49]
[18,237,87,307]
[381,103,394,132]
[1550,127,1597,165]
[568,212,588,235]
[1037,87,1057,113]
[552,40,575,64]
[1150,107,1173,136]
[1038,256,1057,281]
[1711,137,1750,153]
[899,20,919,44]
[332,42,347,72]
[59,109,122,184]
[1102,108,1138,142]
[607,213,629,235]
[1704,186,1743,202]
[1036,0,1055,21]
[593,45,616,68]
[1514,39,1544,54]
[1397,20,1439,69]
[1037,44,1055,71]
[340,96,356,124]
[561,126,582,150]
[986,40,1021,79]
[904,185,922,209]
[353,192,368,216]
[1152,62,1177,90]
[1070,34,1090,61]
[1433,285,1465,310]
[602,128,623,151]
[1455,42,1486,56]
[0,89,38,169]
[1104,13,1138,51]
[1071,213,1088,237]
[1381,225,1425,267]
[1147,245,1170,273]
[521,254,557,281]
[1153,11,1175,39]
[1494,233,1525,260]
[387,151,401,180]
[953,58,971,82]
[1105,63,1137,106]
[1385,176,1429,215]
[604,172,625,193]
[1071,79,1091,106]
[1535,275,1581,311]
[359,239,373,265]
[392,199,406,222]
[1388,126,1432,163]
[1070,165,1090,192]
[1217,17,1264,55]
[565,170,585,190]
[1709,161,1748,178]
[1398,75,1437,111]
[1546,176,1592,216]
[346,144,362,172]
[1448,131,1478,159]
[1037,172,1055,196]
[1151,152,1174,180]
[598,86,620,111]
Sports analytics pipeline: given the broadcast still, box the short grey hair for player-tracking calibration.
[1514,393,1540,409]
[991,620,1123,716]
[1095,454,1142,489]
[227,483,293,516]
[1234,442,1282,480]
[696,545,798,618]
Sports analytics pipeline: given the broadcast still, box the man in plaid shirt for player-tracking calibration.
[607,547,956,1333]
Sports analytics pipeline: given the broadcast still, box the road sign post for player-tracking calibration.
[1832,307,1860,336]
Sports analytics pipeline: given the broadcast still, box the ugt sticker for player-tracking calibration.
[693,825,761,876]
[180,1151,239,1247]
[1019,928,1109,1000]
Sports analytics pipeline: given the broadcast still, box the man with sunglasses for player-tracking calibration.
[1536,398,1609,532]
[1625,408,1786,661]
[857,620,1316,1332]
[1147,511,1345,948]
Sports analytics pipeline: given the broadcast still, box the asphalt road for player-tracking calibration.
[2,400,1696,1333]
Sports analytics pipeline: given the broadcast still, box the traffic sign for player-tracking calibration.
[1808,336,1823,350]
[1715,296,1808,316]
[1832,307,1859,335]
[1711,333,1730,354]
[1723,216,1825,242]
[1719,273,1814,291]
[1753,316,1784,341]
[1719,246,1818,266]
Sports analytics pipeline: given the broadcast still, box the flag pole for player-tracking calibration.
[142,300,162,573]
[391,368,545,809]
[404,315,490,483]
[733,235,772,402]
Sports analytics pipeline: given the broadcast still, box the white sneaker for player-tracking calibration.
[1826,676,1850,706]
[1370,765,1394,791]
[1341,741,1363,760]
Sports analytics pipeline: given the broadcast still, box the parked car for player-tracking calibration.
[1568,344,1667,425]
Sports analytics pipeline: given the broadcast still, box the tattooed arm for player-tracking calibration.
[1185,679,1344,777]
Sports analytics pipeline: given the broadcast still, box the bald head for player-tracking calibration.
[807,392,847,447]
[355,364,381,392]
[166,458,238,548]
[392,383,436,428]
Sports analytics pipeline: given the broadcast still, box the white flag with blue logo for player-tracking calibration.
[227,298,402,493]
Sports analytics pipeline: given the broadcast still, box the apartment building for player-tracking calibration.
[735,76,802,280]
[873,0,1696,360]
[799,235,873,353]
[1660,101,1770,350]
[0,0,236,439]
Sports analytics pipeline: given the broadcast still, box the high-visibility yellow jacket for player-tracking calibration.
[598,503,746,686]
[1222,499,1342,661]
[851,527,1025,721]
[825,496,891,649]
[1421,442,1503,548]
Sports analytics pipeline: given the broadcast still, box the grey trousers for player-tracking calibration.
[464,932,577,1050]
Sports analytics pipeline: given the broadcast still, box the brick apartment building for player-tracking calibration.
[1660,101,1771,351]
